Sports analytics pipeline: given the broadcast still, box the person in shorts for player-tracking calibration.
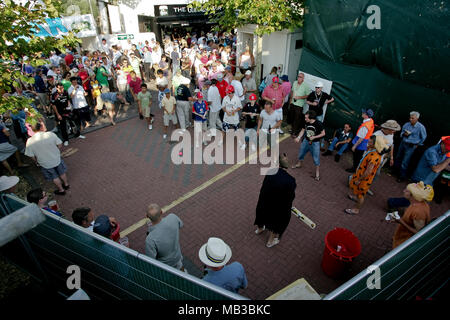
[161,88,178,139]
[137,84,153,130]
[99,92,126,126]
[192,92,209,147]
[25,122,69,195]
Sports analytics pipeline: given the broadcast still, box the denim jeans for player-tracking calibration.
[298,139,320,166]
[328,137,349,155]
[395,140,417,178]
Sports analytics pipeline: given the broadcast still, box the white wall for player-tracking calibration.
[286,31,303,85]
[81,32,156,51]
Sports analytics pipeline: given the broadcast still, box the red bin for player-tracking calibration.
[321,228,361,278]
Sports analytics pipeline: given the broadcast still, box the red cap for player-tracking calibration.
[197,92,203,99]
[249,93,257,101]
[226,85,235,93]
[272,77,280,84]
[442,136,450,155]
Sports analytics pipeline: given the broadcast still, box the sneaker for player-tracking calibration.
[78,135,86,139]
[279,129,285,134]
[367,190,374,196]
[334,154,341,162]
[151,118,154,124]
[54,190,66,196]
[322,150,332,156]
[163,134,167,139]
[266,238,280,248]
[63,141,69,147]
[345,168,354,173]
[240,143,246,150]
[149,125,152,130]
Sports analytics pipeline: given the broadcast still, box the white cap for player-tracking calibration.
[0,176,19,192]
[245,70,252,75]
[315,81,324,88]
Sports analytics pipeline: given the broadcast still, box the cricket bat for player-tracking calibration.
[291,207,316,229]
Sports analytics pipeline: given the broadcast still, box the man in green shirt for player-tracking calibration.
[95,60,110,92]
[137,84,153,130]
[289,72,311,138]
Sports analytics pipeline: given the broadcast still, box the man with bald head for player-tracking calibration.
[144,204,185,271]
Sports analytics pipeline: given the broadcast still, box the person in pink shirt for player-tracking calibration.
[262,77,287,133]
[208,63,221,81]
[127,71,142,101]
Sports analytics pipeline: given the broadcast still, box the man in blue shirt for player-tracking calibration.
[394,111,427,182]
[411,137,450,186]
[199,237,248,294]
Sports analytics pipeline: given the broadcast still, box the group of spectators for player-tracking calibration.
[0,28,448,296]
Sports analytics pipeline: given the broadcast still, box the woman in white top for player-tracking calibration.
[239,46,255,74]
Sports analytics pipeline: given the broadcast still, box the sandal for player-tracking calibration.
[347,194,358,202]
[344,208,359,215]
[63,184,70,190]
[54,190,66,196]
[255,226,266,235]
[313,175,320,181]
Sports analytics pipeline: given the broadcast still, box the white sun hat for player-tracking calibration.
[199,237,232,267]
[0,176,20,192]
[315,81,324,88]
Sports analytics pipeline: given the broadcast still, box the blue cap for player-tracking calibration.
[280,75,289,82]
[93,215,111,238]
[362,108,374,118]
[164,88,170,94]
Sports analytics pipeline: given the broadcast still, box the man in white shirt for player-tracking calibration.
[67,77,89,137]
[25,122,69,195]
[207,79,223,135]
[49,51,61,67]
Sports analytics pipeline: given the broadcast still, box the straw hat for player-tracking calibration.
[406,181,434,202]
[381,120,401,131]
[0,176,19,192]
[198,237,232,267]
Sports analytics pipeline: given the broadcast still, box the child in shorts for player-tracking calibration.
[161,88,178,139]
[137,83,153,130]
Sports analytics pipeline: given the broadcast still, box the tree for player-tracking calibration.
[190,0,305,36]
[0,0,81,125]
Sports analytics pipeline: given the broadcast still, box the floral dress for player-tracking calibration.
[349,149,381,198]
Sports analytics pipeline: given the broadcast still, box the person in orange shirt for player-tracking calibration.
[390,181,433,248]
[346,108,375,173]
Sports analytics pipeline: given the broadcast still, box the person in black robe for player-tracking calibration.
[254,153,297,247]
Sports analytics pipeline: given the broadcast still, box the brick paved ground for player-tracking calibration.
[18,86,450,300]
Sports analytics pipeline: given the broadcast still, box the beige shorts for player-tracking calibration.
[141,105,151,118]
[163,113,178,126]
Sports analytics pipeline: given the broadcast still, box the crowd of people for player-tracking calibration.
[0,28,448,296]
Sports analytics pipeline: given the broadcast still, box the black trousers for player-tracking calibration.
[289,105,305,136]
[352,148,365,171]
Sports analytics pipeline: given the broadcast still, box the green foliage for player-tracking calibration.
[0,0,81,120]
[190,0,305,36]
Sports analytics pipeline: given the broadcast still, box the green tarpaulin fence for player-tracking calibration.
[300,0,449,141]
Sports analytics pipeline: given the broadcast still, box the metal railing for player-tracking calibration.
[0,194,248,300]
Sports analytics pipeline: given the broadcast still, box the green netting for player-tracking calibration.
[1,195,245,300]
[300,0,450,140]
[324,212,450,300]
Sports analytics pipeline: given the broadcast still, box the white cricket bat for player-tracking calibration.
[291,207,316,229]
